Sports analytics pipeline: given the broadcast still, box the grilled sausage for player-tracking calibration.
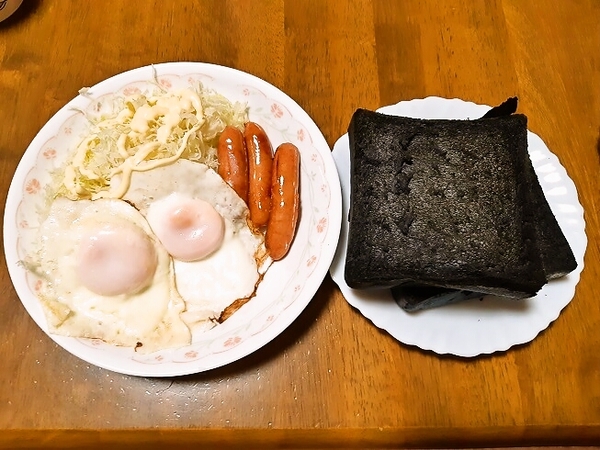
[244,122,273,227]
[217,126,249,203]
[266,143,300,260]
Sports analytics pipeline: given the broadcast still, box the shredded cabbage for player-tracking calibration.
[58,83,248,200]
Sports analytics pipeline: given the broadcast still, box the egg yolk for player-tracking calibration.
[76,222,158,296]
[148,195,225,262]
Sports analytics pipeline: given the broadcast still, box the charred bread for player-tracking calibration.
[344,108,550,299]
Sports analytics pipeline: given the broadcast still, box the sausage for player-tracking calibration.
[266,143,300,261]
[217,126,249,203]
[244,122,273,227]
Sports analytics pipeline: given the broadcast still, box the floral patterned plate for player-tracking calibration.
[3,62,342,377]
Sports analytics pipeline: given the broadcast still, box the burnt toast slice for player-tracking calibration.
[520,148,577,279]
[344,108,548,299]
[392,153,577,312]
[391,284,484,312]
[482,97,575,279]
[388,102,577,311]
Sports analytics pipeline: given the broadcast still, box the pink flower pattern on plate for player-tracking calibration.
[185,350,198,359]
[316,217,327,233]
[306,255,317,267]
[43,148,57,159]
[122,86,141,96]
[25,179,41,194]
[159,78,172,89]
[19,220,28,229]
[271,103,284,118]
[34,279,42,292]
[297,128,306,142]
[224,336,242,348]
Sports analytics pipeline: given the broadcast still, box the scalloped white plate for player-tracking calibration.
[4,62,342,377]
[329,97,587,357]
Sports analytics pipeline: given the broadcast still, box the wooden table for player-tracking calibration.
[1,1,599,448]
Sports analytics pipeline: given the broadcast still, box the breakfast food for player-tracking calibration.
[520,150,578,280]
[25,81,302,352]
[390,108,577,311]
[60,85,246,201]
[266,143,301,261]
[122,159,270,332]
[344,106,576,308]
[28,197,191,353]
[345,108,546,296]
[244,121,274,228]
[391,285,483,312]
[217,125,249,203]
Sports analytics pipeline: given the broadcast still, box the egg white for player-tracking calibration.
[28,197,192,353]
[122,159,270,332]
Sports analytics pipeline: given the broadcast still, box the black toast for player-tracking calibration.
[344,108,549,299]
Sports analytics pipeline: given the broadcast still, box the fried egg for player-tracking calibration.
[29,197,192,353]
[122,159,270,332]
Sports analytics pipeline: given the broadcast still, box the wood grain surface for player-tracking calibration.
[1,1,599,448]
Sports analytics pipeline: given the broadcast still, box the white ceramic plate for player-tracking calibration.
[4,62,342,377]
[329,97,587,357]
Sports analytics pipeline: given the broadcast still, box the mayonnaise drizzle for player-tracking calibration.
[60,85,240,201]
[93,126,200,200]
